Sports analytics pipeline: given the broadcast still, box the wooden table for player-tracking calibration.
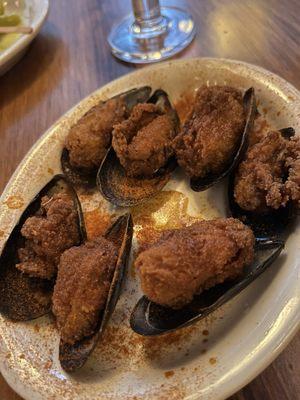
[0,0,299,399]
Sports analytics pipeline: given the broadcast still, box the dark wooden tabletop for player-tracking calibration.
[0,0,299,399]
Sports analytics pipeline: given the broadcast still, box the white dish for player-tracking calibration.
[0,0,49,76]
[0,58,299,400]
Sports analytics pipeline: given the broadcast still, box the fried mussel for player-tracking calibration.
[130,218,284,336]
[97,89,180,207]
[0,175,86,321]
[173,85,256,191]
[58,213,133,372]
[61,86,151,188]
[229,127,299,238]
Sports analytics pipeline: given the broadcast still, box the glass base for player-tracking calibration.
[108,7,196,64]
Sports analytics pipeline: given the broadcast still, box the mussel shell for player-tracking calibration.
[97,89,180,207]
[61,149,98,189]
[147,89,180,131]
[0,174,86,321]
[228,127,296,238]
[130,238,284,336]
[61,86,152,188]
[97,149,177,207]
[59,213,133,372]
[190,87,257,192]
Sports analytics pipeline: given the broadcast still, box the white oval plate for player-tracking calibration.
[0,58,299,400]
[0,0,49,76]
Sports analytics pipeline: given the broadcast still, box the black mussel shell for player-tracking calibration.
[148,89,180,132]
[61,148,98,189]
[97,89,180,207]
[228,127,296,239]
[97,148,177,208]
[190,87,257,192]
[130,238,284,336]
[59,213,133,372]
[61,86,152,188]
[0,174,86,321]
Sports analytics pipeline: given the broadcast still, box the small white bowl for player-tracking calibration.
[0,0,49,76]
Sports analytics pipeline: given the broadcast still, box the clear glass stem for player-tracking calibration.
[132,0,161,22]
[131,0,168,38]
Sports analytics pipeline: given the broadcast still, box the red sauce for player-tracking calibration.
[84,209,114,240]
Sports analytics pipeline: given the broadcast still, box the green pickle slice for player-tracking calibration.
[0,15,22,27]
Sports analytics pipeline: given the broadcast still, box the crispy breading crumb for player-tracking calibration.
[66,97,126,170]
[173,86,245,178]
[234,130,300,212]
[17,194,80,280]
[112,103,176,178]
[52,236,118,344]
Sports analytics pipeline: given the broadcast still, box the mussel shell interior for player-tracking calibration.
[122,86,152,113]
[59,213,133,372]
[61,86,152,188]
[97,148,176,207]
[97,89,180,207]
[148,89,180,129]
[130,238,284,336]
[228,127,296,239]
[190,87,257,192]
[0,174,86,321]
[61,148,98,189]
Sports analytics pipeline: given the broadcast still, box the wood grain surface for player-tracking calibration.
[0,0,299,399]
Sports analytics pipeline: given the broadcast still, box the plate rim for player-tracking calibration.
[0,57,299,400]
